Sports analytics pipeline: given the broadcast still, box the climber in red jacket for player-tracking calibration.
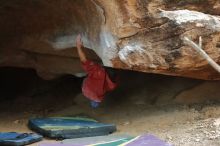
[75,34,118,108]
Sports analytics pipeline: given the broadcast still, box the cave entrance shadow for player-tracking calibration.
[0,66,218,114]
[104,69,203,107]
[0,67,82,114]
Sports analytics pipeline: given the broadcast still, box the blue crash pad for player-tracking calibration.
[0,132,42,146]
[28,117,116,139]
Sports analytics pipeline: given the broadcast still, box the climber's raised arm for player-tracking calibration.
[75,34,87,63]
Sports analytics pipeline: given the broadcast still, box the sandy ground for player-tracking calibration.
[0,68,220,146]
[1,95,220,146]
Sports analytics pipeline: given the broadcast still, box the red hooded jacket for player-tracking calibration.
[81,60,117,102]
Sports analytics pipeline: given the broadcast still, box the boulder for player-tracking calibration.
[0,0,220,80]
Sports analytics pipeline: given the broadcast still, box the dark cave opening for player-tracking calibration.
[0,66,213,110]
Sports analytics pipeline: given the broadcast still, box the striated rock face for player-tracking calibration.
[0,0,220,80]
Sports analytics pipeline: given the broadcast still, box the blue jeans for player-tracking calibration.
[90,101,100,108]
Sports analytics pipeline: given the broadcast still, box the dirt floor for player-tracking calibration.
[0,68,220,146]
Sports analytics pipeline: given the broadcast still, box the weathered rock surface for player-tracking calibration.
[0,0,220,80]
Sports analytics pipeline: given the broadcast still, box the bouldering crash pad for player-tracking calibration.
[124,134,172,146]
[0,132,42,146]
[40,135,133,146]
[62,134,133,145]
[28,117,116,139]
[39,134,172,146]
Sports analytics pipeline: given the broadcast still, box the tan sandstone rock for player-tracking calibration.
[0,0,220,80]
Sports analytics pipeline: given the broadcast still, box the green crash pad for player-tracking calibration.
[28,117,116,139]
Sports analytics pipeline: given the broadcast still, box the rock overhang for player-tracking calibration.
[0,0,220,80]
